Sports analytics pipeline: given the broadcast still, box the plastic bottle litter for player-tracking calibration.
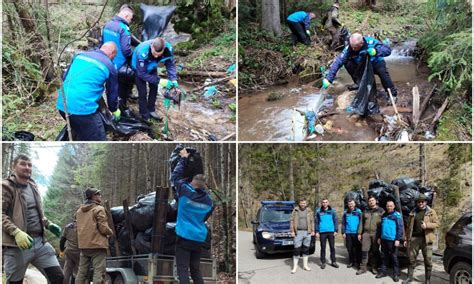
[346,106,354,113]
[315,124,325,135]
[305,111,316,134]
[290,88,302,94]
[424,131,435,139]
[226,63,236,74]
[203,86,217,98]
[398,130,410,141]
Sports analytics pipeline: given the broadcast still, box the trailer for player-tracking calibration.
[104,186,217,284]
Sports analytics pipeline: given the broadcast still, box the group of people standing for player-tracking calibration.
[289,194,439,283]
[56,4,178,141]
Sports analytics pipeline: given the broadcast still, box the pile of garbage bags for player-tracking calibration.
[109,192,211,257]
[343,177,435,216]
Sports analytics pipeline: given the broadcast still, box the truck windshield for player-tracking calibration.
[261,207,293,222]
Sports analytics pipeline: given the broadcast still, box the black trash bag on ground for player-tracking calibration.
[391,176,420,191]
[419,186,434,206]
[399,188,419,214]
[55,126,69,141]
[350,55,378,116]
[343,190,367,210]
[99,108,154,139]
[10,131,35,141]
[369,179,390,189]
[140,4,176,41]
[111,206,125,224]
[169,144,204,190]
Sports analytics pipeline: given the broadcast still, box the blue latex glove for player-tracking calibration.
[166,80,179,90]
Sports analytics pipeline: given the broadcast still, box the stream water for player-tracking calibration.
[238,40,431,141]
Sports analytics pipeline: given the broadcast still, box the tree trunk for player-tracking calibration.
[261,0,282,37]
[289,144,295,201]
[420,144,426,186]
[13,1,56,82]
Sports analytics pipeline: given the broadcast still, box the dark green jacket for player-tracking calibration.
[359,206,385,235]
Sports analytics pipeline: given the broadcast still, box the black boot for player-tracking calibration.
[403,267,414,284]
[425,269,431,284]
[376,272,386,278]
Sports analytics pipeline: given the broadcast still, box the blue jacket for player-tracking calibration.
[131,40,177,84]
[287,11,311,30]
[171,158,213,243]
[326,36,392,83]
[378,211,404,241]
[102,16,133,70]
[342,208,362,234]
[315,206,338,233]
[57,50,118,115]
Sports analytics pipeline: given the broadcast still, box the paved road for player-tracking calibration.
[238,231,450,284]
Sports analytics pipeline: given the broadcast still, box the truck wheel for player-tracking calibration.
[450,261,471,284]
[114,274,125,284]
[255,246,266,259]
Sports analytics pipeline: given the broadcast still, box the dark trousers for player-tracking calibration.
[63,249,80,284]
[345,60,397,96]
[118,64,135,110]
[345,234,361,266]
[59,110,106,141]
[361,233,381,269]
[380,239,400,276]
[135,73,158,120]
[287,20,310,45]
[320,232,336,263]
[176,237,204,284]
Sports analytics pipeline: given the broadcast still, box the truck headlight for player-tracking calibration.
[261,232,274,240]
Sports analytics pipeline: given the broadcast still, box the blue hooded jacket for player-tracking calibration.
[315,206,338,233]
[57,50,118,115]
[171,157,214,243]
[102,16,132,69]
[326,36,392,83]
[131,40,177,84]
[378,210,404,241]
[287,11,312,30]
[342,208,362,234]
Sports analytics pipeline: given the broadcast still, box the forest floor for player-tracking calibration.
[2,3,236,141]
[238,1,470,141]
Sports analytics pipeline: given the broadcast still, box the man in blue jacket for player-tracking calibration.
[57,42,119,141]
[171,148,214,284]
[342,199,362,270]
[287,11,316,46]
[315,198,339,269]
[376,200,404,282]
[131,37,178,121]
[322,32,398,103]
[101,4,136,111]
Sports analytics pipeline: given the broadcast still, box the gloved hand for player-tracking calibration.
[171,80,179,88]
[112,109,121,122]
[322,78,331,89]
[47,223,62,238]
[59,251,65,259]
[306,30,311,36]
[12,228,33,249]
[367,47,377,57]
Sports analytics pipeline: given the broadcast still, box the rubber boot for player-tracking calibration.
[303,256,311,271]
[291,256,299,274]
[425,269,431,284]
[402,267,414,284]
[356,263,367,275]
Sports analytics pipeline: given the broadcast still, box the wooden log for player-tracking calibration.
[412,86,420,127]
[419,85,437,119]
[151,186,169,254]
[122,199,137,255]
[179,70,228,77]
[428,97,449,131]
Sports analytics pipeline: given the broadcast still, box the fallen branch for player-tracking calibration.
[179,70,228,77]
[419,85,437,119]
[190,76,232,93]
[387,88,409,127]
[428,97,449,131]
[221,132,236,141]
[412,86,420,127]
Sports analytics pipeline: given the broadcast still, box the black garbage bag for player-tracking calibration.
[419,186,434,206]
[369,179,390,189]
[10,131,35,141]
[140,4,176,41]
[399,188,419,214]
[135,230,152,254]
[117,226,132,255]
[130,192,178,232]
[55,126,69,141]
[99,109,154,138]
[111,206,125,224]
[343,190,367,210]
[162,222,212,257]
[350,55,377,116]
[378,187,397,210]
[391,176,420,191]
[367,187,384,200]
[169,144,204,185]
[118,64,135,83]
[167,199,178,222]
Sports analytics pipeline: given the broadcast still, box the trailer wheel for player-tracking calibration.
[114,274,125,284]
[104,273,113,284]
